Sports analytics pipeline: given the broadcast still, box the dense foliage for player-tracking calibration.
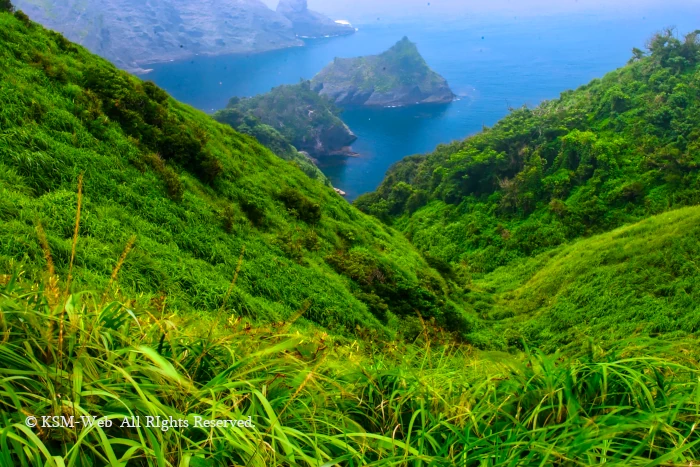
[213,92,331,184]
[214,81,355,159]
[2,274,699,466]
[0,12,466,340]
[0,0,13,13]
[357,28,700,273]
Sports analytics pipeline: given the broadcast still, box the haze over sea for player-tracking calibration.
[143,5,700,200]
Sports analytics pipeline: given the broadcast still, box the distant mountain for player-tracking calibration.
[277,0,355,38]
[12,0,304,72]
[311,37,455,107]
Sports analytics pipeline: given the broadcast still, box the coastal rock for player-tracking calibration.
[13,0,303,72]
[277,0,355,38]
[311,37,455,107]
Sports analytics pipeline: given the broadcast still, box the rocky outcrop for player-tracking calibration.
[311,37,455,107]
[13,0,303,72]
[277,0,355,39]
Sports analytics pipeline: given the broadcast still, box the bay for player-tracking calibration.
[142,6,700,200]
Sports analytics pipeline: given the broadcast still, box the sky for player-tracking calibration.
[262,0,699,23]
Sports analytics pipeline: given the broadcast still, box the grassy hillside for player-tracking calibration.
[2,273,699,466]
[0,11,468,340]
[465,205,700,351]
[2,9,700,466]
[357,28,700,274]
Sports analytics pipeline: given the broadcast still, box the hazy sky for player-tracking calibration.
[263,0,697,23]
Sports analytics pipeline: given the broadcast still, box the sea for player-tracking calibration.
[142,6,700,200]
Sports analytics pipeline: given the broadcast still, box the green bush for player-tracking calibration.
[279,187,322,225]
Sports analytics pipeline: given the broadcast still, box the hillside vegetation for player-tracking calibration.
[0,11,468,341]
[2,10,700,467]
[465,205,700,351]
[2,272,699,466]
[357,28,700,274]
[214,82,357,160]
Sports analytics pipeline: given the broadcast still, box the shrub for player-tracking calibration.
[240,197,266,227]
[142,153,184,201]
[81,65,220,184]
[279,187,322,224]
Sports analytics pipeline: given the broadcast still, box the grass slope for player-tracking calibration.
[2,274,699,466]
[466,205,700,351]
[0,11,465,339]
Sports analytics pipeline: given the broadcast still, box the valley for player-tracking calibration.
[0,2,699,466]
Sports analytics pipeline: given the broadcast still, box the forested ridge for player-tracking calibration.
[357,28,700,272]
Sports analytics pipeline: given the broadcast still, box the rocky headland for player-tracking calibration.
[12,0,350,72]
[311,37,455,107]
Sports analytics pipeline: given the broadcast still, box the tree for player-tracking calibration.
[629,47,646,63]
[0,0,14,12]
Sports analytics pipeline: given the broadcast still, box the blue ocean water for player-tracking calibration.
[143,6,700,200]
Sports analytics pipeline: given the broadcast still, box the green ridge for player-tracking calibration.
[358,28,700,272]
[0,11,466,339]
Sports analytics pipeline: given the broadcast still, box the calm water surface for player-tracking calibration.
[143,7,700,200]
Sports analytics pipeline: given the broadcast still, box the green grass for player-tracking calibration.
[1,271,699,466]
[0,10,467,340]
[464,205,700,351]
[2,10,700,465]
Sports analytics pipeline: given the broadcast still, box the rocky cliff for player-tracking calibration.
[277,0,355,38]
[12,0,303,72]
[311,37,455,107]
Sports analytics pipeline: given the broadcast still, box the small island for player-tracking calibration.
[311,37,455,107]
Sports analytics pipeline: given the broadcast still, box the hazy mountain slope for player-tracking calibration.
[356,29,700,273]
[0,11,469,339]
[311,37,455,107]
[11,0,303,72]
[277,0,355,38]
[466,205,700,351]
